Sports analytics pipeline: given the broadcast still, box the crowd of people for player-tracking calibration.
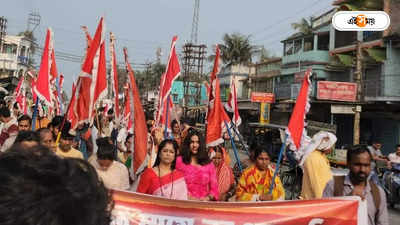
[1,98,399,225]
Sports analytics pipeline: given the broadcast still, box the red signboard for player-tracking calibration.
[317,81,357,102]
[111,191,367,225]
[251,92,275,103]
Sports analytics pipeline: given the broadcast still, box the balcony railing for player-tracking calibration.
[275,83,301,100]
[364,75,400,101]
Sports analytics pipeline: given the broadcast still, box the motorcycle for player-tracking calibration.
[382,163,400,208]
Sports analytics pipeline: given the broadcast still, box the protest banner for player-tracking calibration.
[111,190,367,225]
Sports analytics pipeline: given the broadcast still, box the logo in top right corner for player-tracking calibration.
[332,11,390,31]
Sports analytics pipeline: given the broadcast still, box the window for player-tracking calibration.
[284,41,293,56]
[293,39,302,54]
[172,94,178,103]
[304,37,314,51]
[318,34,329,50]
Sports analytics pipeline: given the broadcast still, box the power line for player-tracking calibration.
[249,0,329,37]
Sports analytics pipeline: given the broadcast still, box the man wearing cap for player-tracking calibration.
[300,131,337,200]
[55,130,84,159]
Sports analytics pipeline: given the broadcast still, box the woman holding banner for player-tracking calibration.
[236,146,285,201]
[176,131,219,201]
[137,139,188,200]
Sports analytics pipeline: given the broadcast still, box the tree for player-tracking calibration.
[291,17,313,35]
[218,32,255,66]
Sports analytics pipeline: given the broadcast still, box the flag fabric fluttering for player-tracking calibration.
[34,28,54,107]
[110,32,120,122]
[14,76,27,114]
[206,45,231,147]
[74,17,107,128]
[123,48,149,176]
[155,36,181,128]
[225,75,242,128]
[67,81,78,129]
[285,68,313,160]
[81,25,93,51]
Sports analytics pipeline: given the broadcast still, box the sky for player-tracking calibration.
[1,0,334,96]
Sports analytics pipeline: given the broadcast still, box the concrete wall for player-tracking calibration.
[383,47,400,97]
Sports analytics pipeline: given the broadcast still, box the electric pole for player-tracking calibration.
[27,12,41,32]
[0,16,7,47]
[191,0,200,44]
[353,40,363,145]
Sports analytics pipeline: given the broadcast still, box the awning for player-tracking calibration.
[365,48,386,62]
[336,54,353,67]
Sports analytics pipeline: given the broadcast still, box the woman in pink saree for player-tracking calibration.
[137,139,188,200]
[176,131,219,201]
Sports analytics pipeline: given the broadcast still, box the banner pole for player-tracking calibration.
[31,98,39,131]
[229,122,250,156]
[268,133,288,194]
[224,120,242,173]
[164,95,170,139]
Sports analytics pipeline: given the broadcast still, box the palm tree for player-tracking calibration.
[218,32,255,66]
[291,17,313,35]
[334,0,382,11]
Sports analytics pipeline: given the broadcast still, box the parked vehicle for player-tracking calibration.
[382,163,400,208]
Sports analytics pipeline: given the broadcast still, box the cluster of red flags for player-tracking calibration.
[32,28,64,117]
[30,16,250,175]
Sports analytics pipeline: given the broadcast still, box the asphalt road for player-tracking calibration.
[389,206,400,225]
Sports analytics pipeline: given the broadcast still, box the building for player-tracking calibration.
[0,34,33,92]
[218,64,256,101]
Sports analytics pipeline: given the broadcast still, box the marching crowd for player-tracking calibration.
[0,98,398,225]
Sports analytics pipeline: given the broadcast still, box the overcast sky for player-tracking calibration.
[1,0,333,95]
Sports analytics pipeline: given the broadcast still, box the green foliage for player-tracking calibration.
[291,17,313,35]
[218,32,255,66]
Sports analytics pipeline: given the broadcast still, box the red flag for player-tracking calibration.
[124,48,149,175]
[155,36,181,127]
[206,45,229,147]
[14,76,27,114]
[34,28,54,106]
[286,68,313,153]
[75,17,107,126]
[81,25,93,50]
[123,85,132,131]
[59,74,64,90]
[67,82,78,129]
[110,32,120,120]
[225,75,242,127]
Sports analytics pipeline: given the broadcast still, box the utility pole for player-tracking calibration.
[0,16,7,48]
[190,0,200,44]
[353,40,363,145]
[27,12,41,32]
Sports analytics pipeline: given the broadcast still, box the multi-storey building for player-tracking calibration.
[0,34,33,92]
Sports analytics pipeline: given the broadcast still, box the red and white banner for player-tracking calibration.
[317,81,357,102]
[112,191,367,225]
[250,92,275,103]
